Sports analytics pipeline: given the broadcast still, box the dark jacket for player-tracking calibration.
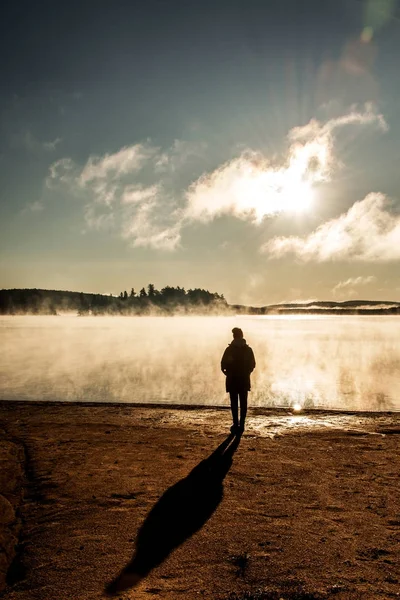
[221,339,256,393]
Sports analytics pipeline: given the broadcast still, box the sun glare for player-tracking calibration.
[239,135,323,221]
[235,163,316,223]
[279,179,314,214]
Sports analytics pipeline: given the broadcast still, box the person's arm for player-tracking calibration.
[221,348,229,374]
[248,348,256,372]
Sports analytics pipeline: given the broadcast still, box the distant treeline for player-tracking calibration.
[1,288,399,316]
[0,286,229,316]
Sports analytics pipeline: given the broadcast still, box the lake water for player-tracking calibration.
[1,315,399,411]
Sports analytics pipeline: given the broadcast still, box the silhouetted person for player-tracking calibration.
[221,327,256,434]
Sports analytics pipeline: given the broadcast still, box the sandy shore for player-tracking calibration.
[0,401,399,600]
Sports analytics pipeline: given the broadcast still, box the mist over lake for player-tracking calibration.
[1,315,399,411]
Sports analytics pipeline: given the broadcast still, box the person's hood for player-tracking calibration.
[230,338,247,347]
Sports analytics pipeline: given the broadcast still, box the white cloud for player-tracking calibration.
[185,106,386,224]
[45,106,388,252]
[288,104,387,142]
[47,144,187,250]
[83,205,115,231]
[79,144,154,185]
[88,180,119,206]
[263,193,400,262]
[121,184,160,204]
[125,217,181,251]
[121,184,182,250]
[122,198,182,251]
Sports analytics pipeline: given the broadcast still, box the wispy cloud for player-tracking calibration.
[46,142,194,250]
[332,275,376,297]
[46,158,75,189]
[155,140,207,173]
[121,184,182,250]
[333,275,376,291]
[122,202,182,251]
[12,130,62,153]
[121,184,160,205]
[263,193,400,262]
[20,200,44,215]
[42,137,62,151]
[79,144,155,185]
[83,205,115,232]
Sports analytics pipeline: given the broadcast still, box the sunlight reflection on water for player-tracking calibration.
[1,314,399,411]
[152,408,396,438]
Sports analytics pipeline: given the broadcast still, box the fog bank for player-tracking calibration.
[1,315,399,411]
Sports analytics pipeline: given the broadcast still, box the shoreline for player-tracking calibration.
[1,398,399,415]
[0,401,399,599]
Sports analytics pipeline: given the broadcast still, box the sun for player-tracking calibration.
[226,143,320,224]
[236,166,315,222]
[279,178,315,214]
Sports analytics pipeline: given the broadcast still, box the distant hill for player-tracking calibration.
[0,287,229,316]
[0,288,399,316]
[233,299,400,315]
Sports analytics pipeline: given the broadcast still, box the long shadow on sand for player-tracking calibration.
[105,432,241,595]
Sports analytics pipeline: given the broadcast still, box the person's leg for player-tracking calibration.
[238,390,248,432]
[229,391,239,431]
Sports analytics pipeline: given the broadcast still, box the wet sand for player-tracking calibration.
[0,401,399,600]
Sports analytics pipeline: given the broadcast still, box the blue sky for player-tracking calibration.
[1,0,400,304]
